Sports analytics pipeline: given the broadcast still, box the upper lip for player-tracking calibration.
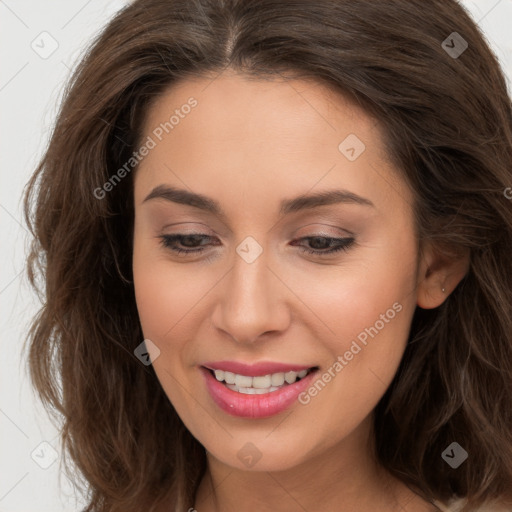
[202,360,317,377]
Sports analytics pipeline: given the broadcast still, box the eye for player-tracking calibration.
[158,233,218,255]
[291,236,355,256]
[157,233,355,257]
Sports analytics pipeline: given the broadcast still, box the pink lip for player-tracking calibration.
[202,360,314,377]
[200,366,318,418]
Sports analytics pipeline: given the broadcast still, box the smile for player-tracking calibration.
[200,365,319,418]
[208,368,313,394]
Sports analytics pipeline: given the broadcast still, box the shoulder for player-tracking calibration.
[433,497,512,512]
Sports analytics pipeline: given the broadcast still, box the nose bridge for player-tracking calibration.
[213,239,288,343]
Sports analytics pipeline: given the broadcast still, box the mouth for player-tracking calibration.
[202,366,319,395]
[200,364,320,418]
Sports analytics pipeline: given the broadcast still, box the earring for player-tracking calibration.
[442,287,446,293]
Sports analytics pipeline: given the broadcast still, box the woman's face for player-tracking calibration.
[132,70,421,472]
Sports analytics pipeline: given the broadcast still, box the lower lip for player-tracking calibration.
[200,366,318,418]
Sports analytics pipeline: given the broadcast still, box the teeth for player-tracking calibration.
[226,384,282,394]
[224,371,236,384]
[252,375,272,388]
[284,371,297,384]
[271,372,285,386]
[234,374,253,388]
[211,368,312,389]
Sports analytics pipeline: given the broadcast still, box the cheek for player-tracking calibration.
[132,240,196,408]
[290,234,416,381]
[286,239,416,352]
[133,235,196,340]
[132,243,175,341]
[292,235,417,430]
[132,236,222,366]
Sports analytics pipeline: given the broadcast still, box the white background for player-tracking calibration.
[1,1,511,510]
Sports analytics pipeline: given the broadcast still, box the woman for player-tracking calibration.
[23,0,512,511]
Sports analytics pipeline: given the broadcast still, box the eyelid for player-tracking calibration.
[157,219,356,241]
[157,232,356,258]
[291,222,355,238]
[159,222,218,234]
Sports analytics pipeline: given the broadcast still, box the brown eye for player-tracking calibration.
[159,233,218,254]
[292,236,355,256]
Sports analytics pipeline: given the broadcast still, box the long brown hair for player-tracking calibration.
[23,0,512,510]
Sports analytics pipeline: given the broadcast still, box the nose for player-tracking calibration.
[211,246,290,345]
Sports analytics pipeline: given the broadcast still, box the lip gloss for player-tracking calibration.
[200,366,317,418]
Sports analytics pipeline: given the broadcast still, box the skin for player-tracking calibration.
[132,69,469,512]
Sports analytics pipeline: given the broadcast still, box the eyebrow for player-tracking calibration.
[142,184,375,218]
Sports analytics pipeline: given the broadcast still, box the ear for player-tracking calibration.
[416,242,470,309]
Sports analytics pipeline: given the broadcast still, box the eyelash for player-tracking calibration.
[158,233,355,257]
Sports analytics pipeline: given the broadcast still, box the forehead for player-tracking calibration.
[134,70,411,220]
[142,70,383,152]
